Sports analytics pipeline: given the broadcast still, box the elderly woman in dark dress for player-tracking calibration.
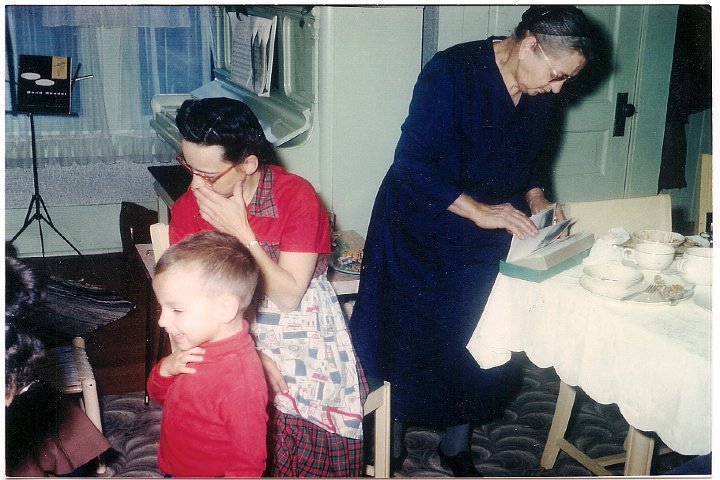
[350,5,594,477]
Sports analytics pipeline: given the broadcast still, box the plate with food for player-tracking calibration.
[619,274,695,305]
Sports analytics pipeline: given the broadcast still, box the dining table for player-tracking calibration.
[466,245,712,475]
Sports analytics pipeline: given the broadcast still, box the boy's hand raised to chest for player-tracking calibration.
[159,347,206,377]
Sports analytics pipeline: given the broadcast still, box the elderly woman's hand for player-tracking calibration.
[526,188,548,214]
[526,187,567,236]
[477,203,539,239]
[449,193,539,238]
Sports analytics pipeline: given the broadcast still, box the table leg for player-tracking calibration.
[540,381,577,469]
[624,426,654,476]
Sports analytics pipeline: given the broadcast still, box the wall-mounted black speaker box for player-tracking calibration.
[17,55,72,114]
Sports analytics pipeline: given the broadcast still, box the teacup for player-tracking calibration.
[677,247,712,285]
[622,243,675,271]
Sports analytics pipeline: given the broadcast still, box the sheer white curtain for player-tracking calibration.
[5,6,212,169]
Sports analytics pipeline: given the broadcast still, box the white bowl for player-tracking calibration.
[581,263,643,297]
[631,229,685,248]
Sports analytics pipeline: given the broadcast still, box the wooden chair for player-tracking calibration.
[563,193,673,237]
[148,222,392,477]
[362,379,391,477]
[34,337,106,474]
[540,194,674,476]
[694,153,712,235]
[150,222,173,357]
[150,221,170,259]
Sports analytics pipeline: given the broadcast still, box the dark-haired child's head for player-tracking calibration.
[5,254,45,406]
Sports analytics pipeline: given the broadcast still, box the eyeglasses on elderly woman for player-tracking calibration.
[536,42,576,83]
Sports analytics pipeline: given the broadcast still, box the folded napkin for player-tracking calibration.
[582,227,630,266]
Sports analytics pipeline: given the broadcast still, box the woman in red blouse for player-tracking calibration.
[168,97,367,477]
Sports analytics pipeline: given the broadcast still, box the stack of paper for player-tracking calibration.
[229,13,277,97]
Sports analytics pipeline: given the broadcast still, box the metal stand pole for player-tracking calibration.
[9,112,82,257]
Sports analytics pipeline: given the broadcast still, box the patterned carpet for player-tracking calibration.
[98,353,692,477]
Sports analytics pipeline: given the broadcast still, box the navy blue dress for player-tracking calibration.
[350,38,553,426]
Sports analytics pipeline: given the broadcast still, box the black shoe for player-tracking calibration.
[437,447,483,477]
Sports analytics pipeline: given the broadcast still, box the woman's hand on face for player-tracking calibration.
[476,203,538,239]
[259,352,289,394]
[158,347,205,377]
[193,182,255,244]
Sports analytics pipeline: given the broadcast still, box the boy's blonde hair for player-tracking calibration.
[155,231,259,312]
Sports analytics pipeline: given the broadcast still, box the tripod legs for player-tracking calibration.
[10,193,82,257]
[9,112,81,257]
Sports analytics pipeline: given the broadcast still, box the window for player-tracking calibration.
[5,6,212,168]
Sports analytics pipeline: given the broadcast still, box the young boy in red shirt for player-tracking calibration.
[147,230,268,477]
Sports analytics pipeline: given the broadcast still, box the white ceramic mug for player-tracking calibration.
[677,247,712,285]
[622,243,676,270]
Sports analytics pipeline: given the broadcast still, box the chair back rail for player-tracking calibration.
[563,194,672,236]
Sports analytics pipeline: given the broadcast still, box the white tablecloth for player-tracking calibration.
[467,263,712,455]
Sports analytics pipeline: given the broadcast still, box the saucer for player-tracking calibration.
[621,259,678,275]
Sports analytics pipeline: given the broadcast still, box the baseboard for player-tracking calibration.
[6,202,156,257]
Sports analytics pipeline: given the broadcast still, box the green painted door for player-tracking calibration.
[546,6,677,202]
[546,6,644,201]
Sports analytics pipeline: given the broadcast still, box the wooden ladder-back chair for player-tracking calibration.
[541,194,674,476]
[148,222,391,477]
[34,336,106,474]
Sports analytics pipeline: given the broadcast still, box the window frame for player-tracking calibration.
[206,5,317,146]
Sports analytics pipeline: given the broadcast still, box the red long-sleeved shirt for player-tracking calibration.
[147,323,268,477]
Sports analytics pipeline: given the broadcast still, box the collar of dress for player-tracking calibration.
[248,165,277,218]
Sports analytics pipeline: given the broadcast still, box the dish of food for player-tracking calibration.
[330,238,363,275]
